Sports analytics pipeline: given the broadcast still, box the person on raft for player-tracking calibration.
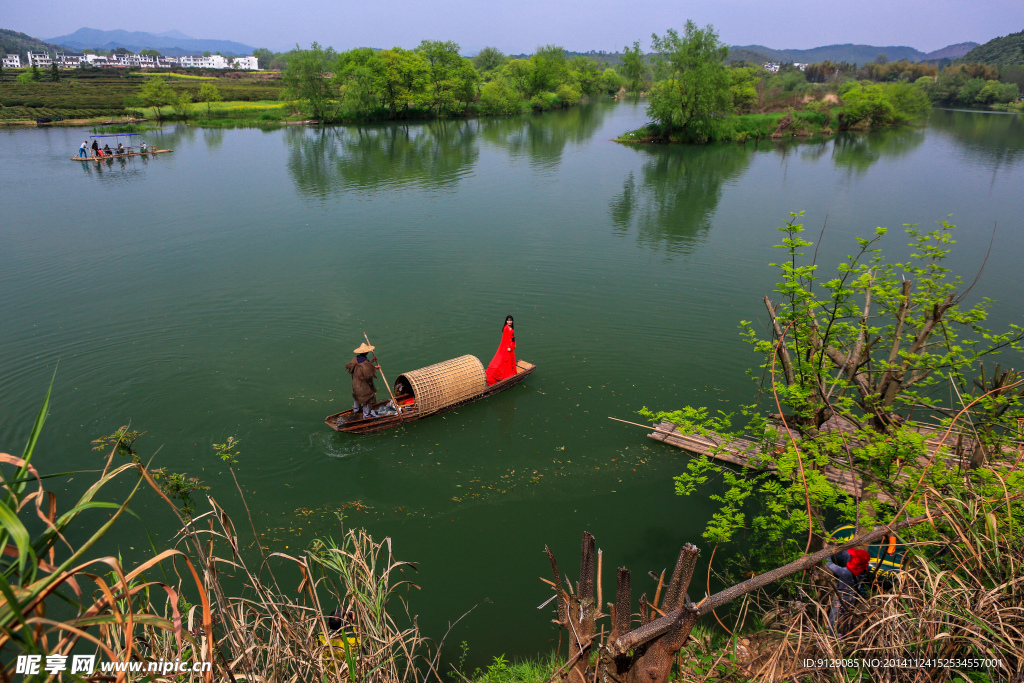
[346,343,378,419]
[486,315,516,385]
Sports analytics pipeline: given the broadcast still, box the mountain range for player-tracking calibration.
[2,26,1003,66]
[730,42,978,65]
[45,28,256,56]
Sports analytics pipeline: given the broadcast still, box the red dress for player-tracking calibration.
[486,325,516,385]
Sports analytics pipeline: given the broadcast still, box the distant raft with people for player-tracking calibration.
[70,132,172,161]
[325,354,535,434]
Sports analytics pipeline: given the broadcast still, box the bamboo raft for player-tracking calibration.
[326,356,536,434]
[645,416,1006,503]
[71,149,173,162]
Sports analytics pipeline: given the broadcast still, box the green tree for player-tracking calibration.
[647,22,732,141]
[729,66,760,113]
[171,90,193,119]
[417,40,473,115]
[502,59,533,98]
[50,62,59,82]
[569,55,602,97]
[197,82,223,115]
[31,64,41,81]
[202,51,212,57]
[472,47,505,73]
[375,47,428,118]
[334,48,383,115]
[478,76,521,114]
[620,41,648,92]
[253,47,274,70]
[140,49,161,57]
[527,45,567,96]
[139,75,176,119]
[600,67,623,95]
[451,58,480,113]
[17,70,34,85]
[282,43,340,123]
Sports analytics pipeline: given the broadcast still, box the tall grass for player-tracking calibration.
[669,485,1024,682]
[2,392,430,682]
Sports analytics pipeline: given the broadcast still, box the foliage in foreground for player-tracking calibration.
[672,488,1024,682]
[1,396,428,682]
[645,214,1024,571]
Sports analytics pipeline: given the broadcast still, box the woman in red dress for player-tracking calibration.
[486,315,516,385]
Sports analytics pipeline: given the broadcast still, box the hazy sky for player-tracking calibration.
[12,0,1024,55]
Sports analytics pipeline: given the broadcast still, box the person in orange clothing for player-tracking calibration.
[486,315,516,385]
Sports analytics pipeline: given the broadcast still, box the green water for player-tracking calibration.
[2,103,1023,663]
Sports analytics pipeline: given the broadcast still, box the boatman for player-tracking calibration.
[79,141,89,158]
[346,343,378,419]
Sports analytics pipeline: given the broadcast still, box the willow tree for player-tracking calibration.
[646,22,731,142]
[283,42,340,123]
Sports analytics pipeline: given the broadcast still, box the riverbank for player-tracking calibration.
[616,110,834,144]
[0,68,606,128]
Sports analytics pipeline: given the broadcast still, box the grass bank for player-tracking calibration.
[616,110,833,144]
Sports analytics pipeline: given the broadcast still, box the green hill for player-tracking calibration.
[958,29,1024,64]
[733,43,927,65]
[0,28,63,59]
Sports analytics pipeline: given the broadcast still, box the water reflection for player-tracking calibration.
[477,103,611,171]
[609,144,753,254]
[928,109,1024,171]
[77,154,149,183]
[286,120,479,198]
[203,128,224,151]
[828,127,926,174]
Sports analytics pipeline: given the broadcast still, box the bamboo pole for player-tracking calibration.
[607,416,690,439]
[363,332,399,410]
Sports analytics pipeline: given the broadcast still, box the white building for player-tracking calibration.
[55,52,85,67]
[178,54,230,69]
[27,51,52,67]
[2,54,21,68]
[231,56,258,70]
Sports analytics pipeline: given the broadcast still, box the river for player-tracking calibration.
[1,102,1022,664]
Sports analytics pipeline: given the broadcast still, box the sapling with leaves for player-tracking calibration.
[647,213,1024,569]
[214,436,240,465]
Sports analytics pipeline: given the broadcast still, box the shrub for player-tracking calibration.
[529,91,560,112]
[478,77,522,115]
[555,84,580,107]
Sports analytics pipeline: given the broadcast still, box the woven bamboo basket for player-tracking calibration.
[395,355,487,417]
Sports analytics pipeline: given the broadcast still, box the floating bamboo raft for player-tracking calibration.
[71,149,173,162]
[645,417,1009,503]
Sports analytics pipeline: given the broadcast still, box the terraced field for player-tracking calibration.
[0,72,285,122]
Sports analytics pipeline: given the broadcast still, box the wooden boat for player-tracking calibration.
[71,149,173,161]
[325,355,536,434]
[36,117,63,125]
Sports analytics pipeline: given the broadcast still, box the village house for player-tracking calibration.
[55,52,86,67]
[73,51,256,70]
[231,56,258,70]
[26,51,52,67]
[2,53,21,68]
